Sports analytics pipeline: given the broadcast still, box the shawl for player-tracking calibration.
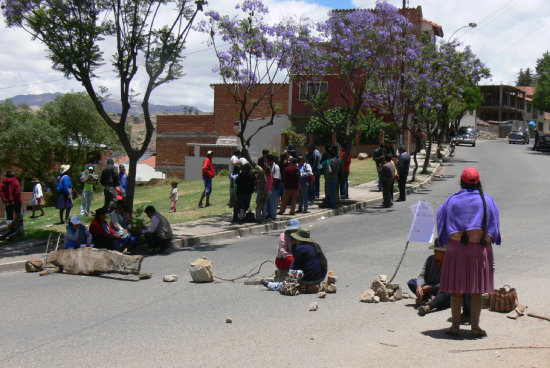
[437,188,501,246]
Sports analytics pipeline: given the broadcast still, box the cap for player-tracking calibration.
[207,150,213,155]
[461,168,480,184]
[88,166,94,170]
[69,216,82,225]
[285,218,300,231]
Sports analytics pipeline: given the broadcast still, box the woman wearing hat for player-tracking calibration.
[56,164,73,224]
[30,178,45,218]
[263,226,328,292]
[438,168,501,338]
[64,216,92,249]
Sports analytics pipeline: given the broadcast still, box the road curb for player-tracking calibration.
[174,155,444,248]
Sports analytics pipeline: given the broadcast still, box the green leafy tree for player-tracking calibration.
[2,0,206,213]
[533,51,550,112]
[40,92,122,178]
[0,100,62,189]
[516,68,535,86]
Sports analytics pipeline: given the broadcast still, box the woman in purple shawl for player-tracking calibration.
[437,168,501,338]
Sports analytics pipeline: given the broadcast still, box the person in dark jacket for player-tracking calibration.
[234,163,255,223]
[262,226,328,293]
[100,159,119,214]
[0,169,22,221]
[257,149,269,167]
[380,155,395,208]
[278,157,299,215]
[397,145,411,201]
[373,143,386,192]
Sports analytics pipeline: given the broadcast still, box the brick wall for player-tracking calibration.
[156,114,218,179]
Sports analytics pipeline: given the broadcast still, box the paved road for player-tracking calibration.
[2,140,550,367]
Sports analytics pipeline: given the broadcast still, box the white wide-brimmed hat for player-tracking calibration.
[60,164,70,174]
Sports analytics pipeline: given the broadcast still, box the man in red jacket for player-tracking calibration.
[199,150,216,208]
[1,169,22,221]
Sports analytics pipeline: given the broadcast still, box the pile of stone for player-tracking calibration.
[359,274,410,303]
[476,130,498,140]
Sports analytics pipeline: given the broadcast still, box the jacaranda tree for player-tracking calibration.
[292,1,415,162]
[1,0,206,212]
[197,0,305,163]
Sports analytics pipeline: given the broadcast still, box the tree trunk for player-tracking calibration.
[125,154,139,215]
[412,151,418,182]
[422,138,433,173]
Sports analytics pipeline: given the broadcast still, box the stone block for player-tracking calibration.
[377,274,388,283]
[360,289,375,303]
[371,278,389,302]
[357,153,368,160]
[163,274,179,282]
[394,287,403,301]
[190,258,214,283]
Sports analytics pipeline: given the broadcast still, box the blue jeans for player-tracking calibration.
[340,171,349,198]
[81,189,93,215]
[298,182,309,212]
[266,190,278,219]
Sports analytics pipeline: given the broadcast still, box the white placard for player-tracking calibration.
[407,201,435,243]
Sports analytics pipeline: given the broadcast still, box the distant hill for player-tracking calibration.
[1,93,201,115]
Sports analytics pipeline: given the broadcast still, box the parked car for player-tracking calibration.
[508,130,529,144]
[534,134,550,151]
[455,126,476,147]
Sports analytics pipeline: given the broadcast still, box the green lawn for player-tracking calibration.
[12,158,377,241]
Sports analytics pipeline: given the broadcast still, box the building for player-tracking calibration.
[155,6,443,179]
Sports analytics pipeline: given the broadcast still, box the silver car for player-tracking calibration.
[455,127,476,147]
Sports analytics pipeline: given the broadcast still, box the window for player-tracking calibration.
[299,81,328,101]
[527,103,531,113]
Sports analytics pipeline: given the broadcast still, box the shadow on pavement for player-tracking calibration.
[176,243,230,252]
[421,328,469,340]
[0,240,45,259]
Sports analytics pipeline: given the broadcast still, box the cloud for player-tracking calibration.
[1,0,549,110]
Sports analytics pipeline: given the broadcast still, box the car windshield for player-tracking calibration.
[458,127,474,134]
[510,131,522,135]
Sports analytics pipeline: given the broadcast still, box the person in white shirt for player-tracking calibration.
[266,155,281,220]
[30,178,45,218]
[169,181,178,212]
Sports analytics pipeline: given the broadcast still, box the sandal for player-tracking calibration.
[471,327,487,338]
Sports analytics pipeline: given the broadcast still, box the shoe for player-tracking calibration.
[418,305,428,316]
[29,215,36,219]
[277,212,284,215]
[289,212,295,215]
[303,211,309,213]
[198,203,204,208]
[261,279,269,287]
[205,203,212,207]
[296,209,302,213]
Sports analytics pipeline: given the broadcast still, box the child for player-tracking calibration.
[169,181,178,213]
[30,178,45,218]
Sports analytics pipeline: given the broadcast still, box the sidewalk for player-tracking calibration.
[0,148,443,273]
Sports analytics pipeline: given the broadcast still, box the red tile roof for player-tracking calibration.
[516,86,536,97]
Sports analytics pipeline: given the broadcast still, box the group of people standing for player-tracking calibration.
[220,143,352,223]
[373,142,411,208]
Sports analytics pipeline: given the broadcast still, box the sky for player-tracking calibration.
[1,0,550,112]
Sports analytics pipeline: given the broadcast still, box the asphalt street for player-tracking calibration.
[1,140,550,367]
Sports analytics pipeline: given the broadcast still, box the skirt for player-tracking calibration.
[56,193,73,209]
[440,239,493,294]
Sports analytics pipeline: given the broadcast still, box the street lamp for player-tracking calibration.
[447,22,477,42]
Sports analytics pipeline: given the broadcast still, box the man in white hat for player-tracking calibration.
[198,150,215,208]
[80,165,98,216]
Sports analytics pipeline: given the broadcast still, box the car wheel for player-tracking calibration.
[509,141,512,144]
[472,143,476,147]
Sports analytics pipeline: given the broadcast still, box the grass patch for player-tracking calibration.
[11,158,377,242]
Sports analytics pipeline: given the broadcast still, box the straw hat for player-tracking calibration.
[59,164,70,174]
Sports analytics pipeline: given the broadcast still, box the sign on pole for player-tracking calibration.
[407,201,435,243]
